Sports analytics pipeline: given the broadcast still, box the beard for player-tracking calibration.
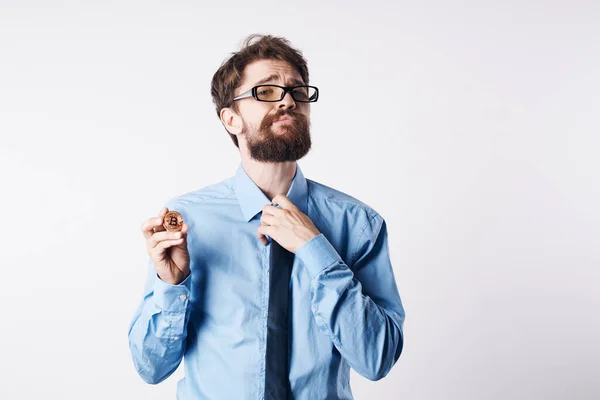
[243,109,312,163]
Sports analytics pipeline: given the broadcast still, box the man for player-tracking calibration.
[128,34,406,400]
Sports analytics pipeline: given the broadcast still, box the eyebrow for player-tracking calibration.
[253,73,305,87]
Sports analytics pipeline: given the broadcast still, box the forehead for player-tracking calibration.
[241,59,303,88]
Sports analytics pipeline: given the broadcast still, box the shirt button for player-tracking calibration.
[173,336,180,341]
[179,294,187,301]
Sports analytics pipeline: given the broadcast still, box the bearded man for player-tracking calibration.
[129,34,406,400]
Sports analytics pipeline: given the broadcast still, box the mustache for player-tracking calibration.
[258,109,308,133]
[267,110,304,124]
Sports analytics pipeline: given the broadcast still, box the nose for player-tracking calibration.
[277,90,296,110]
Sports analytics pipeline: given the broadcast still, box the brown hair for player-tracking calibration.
[211,34,310,148]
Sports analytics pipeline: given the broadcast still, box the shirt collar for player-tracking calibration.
[232,162,308,222]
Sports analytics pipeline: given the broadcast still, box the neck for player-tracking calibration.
[240,157,296,202]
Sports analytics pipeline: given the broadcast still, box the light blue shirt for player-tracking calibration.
[128,162,406,399]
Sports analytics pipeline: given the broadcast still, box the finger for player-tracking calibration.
[256,229,268,246]
[257,234,268,246]
[148,230,183,248]
[147,221,187,248]
[180,222,189,236]
[174,223,189,244]
[262,204,284,216]
[260,214,276,226]
[257,225,273,240]
[153,238,184,251]
[271,194,296,210]
[153,207,170,233]
[141,211,168,239]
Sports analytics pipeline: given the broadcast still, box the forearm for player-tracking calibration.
[297,228,405,381]
[128,268,192,384]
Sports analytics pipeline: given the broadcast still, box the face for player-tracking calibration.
[227,59,312,163]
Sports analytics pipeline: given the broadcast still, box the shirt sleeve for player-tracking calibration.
[127,258,192,384]
[295,213,406,381]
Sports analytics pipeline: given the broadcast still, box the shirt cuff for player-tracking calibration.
[153,272,191,312]
[296,233,342,279]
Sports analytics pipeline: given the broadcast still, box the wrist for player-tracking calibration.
[158,270,190,285]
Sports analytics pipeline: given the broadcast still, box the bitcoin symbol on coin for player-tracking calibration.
[163,211,184,232]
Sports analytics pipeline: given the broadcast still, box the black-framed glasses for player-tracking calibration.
[232,84,319,103]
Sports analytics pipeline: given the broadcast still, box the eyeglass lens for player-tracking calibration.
[256,85,317,102]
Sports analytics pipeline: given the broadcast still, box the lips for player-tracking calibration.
[273,116,294,123]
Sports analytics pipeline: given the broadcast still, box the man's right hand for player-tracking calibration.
[141,207,190,285]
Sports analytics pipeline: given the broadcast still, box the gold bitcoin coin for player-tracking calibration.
[163,210,184,232]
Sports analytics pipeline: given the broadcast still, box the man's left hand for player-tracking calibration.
[257,194,320,253]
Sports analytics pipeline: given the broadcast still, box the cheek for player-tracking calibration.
[298,103,310,114]
[241,104,271,126]
[299,106,310,120]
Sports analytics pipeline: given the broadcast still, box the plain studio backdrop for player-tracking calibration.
[0,0,598,399]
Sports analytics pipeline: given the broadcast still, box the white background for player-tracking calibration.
[0,0,598,399]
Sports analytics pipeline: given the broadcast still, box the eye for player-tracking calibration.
[292,89,309,99]
[258,88,274,96]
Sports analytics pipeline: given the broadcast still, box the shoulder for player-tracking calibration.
[306,179,388,264]
[306,179,384,232]
[307,179,379,218]
[164,177,235,209]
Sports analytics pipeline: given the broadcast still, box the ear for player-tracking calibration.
[220,107,243,135]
